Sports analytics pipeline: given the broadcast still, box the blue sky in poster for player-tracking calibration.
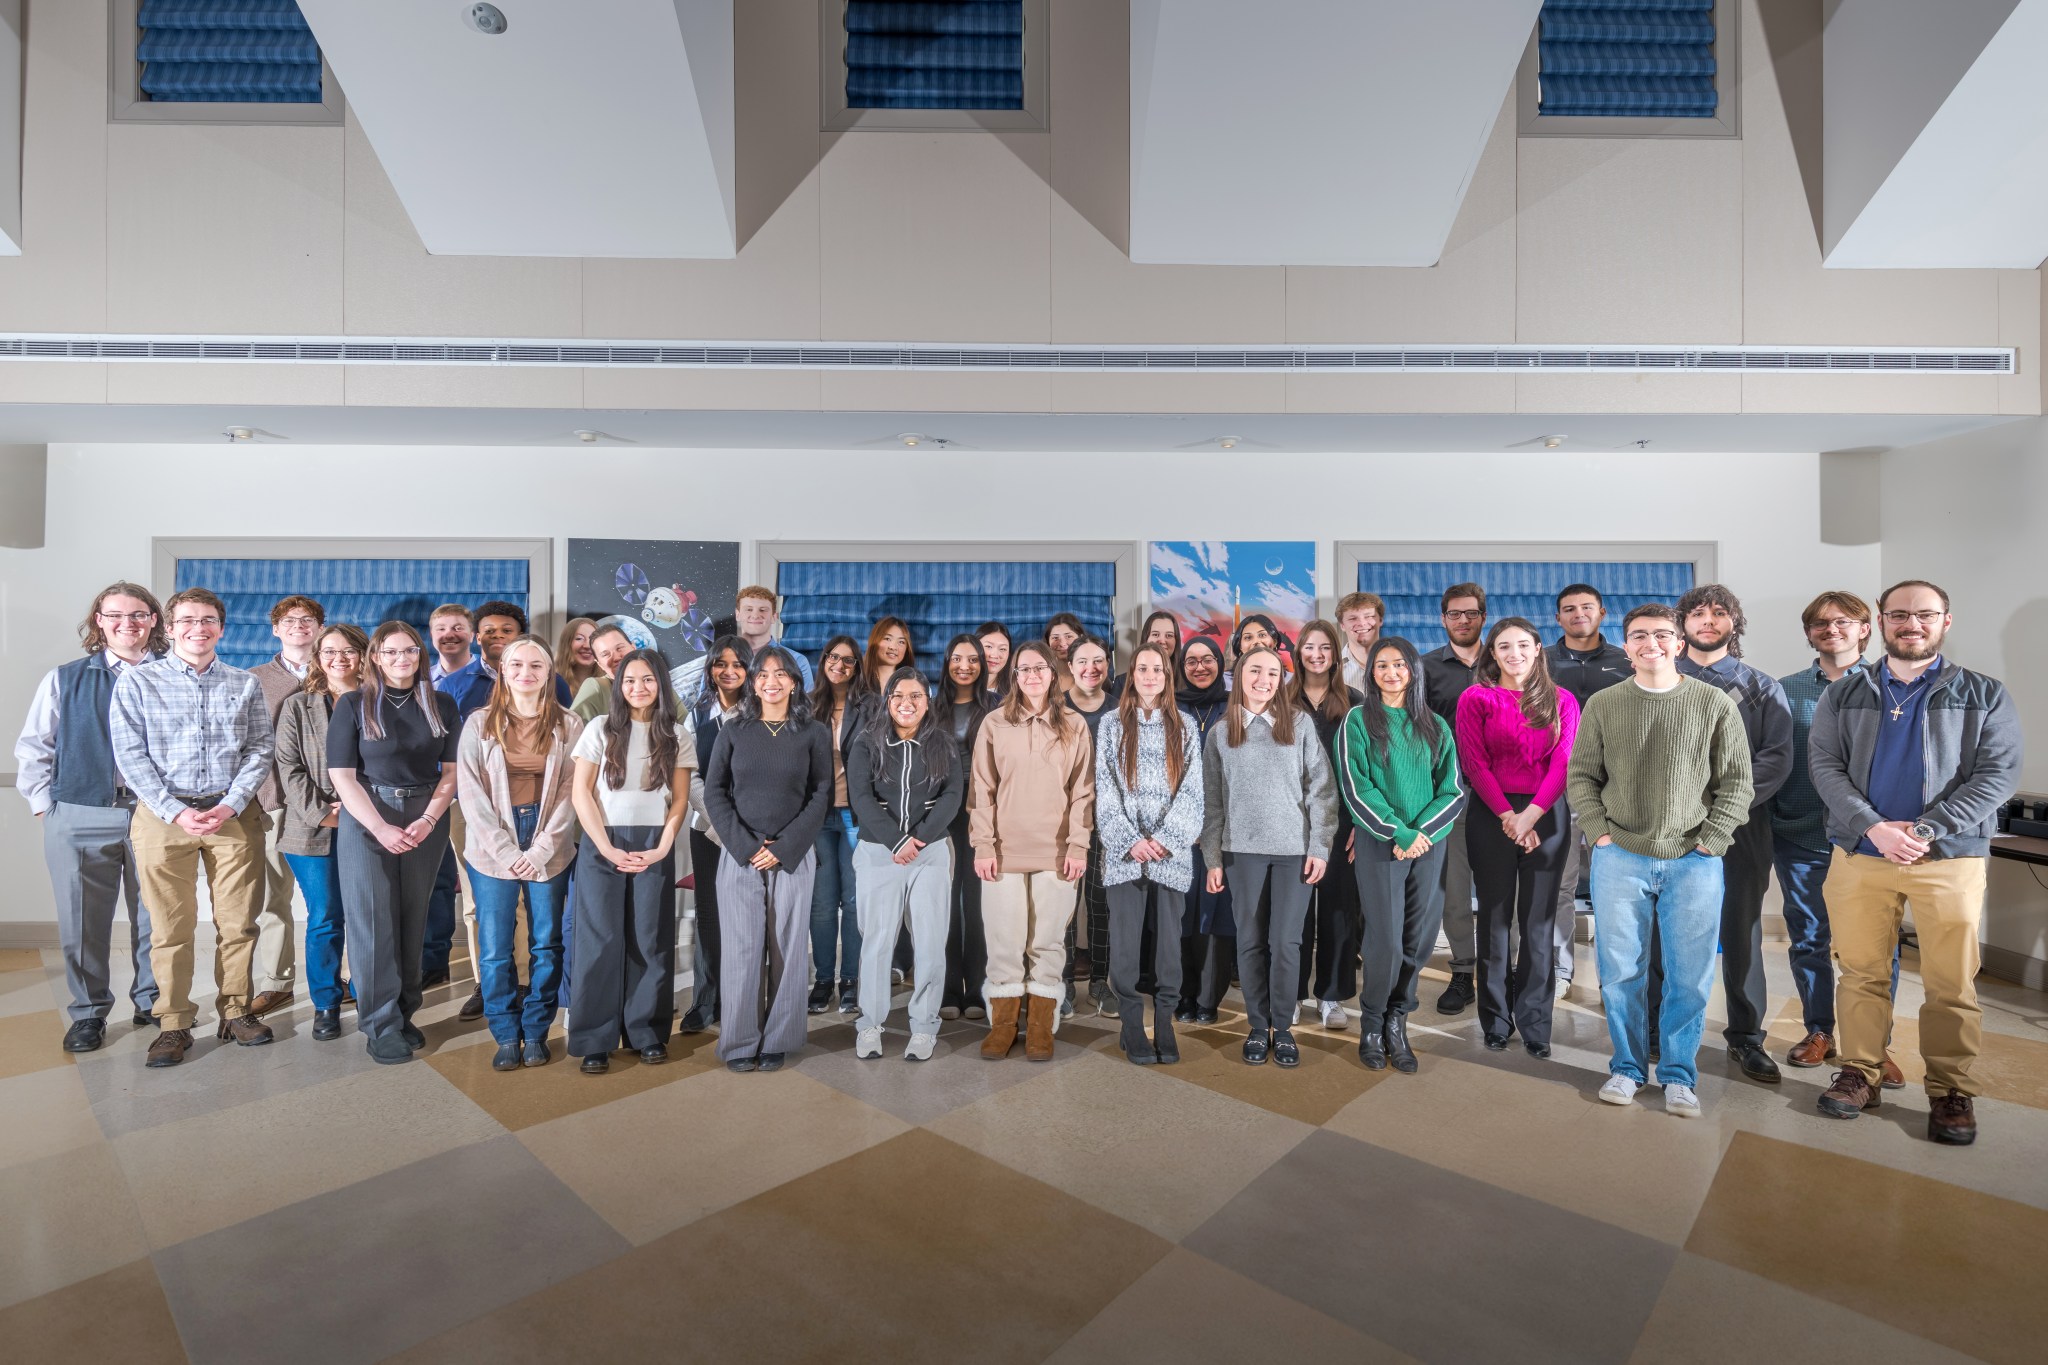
[1149,540,1317,643]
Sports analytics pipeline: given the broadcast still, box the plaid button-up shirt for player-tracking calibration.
[110,653,275,823]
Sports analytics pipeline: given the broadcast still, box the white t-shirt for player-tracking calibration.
[570,717,688,827]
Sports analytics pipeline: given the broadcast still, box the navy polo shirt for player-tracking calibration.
[1856,658,1939,856]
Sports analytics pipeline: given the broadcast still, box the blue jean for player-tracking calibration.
[1591,843,1723,1089]
[467,804,568,1046]
[809,810,860,986]
[1772,835,1901,1036]
[282,850,347,1011]
[424,843,458,975]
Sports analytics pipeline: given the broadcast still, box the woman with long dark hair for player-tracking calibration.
[1456,617,1580,1059]
[679,634,752,1033]
[1062,636,1116,1016]
[1339,637,1465,1073]
[327,621,460,1064]
[931,633,992,1020]
[1289,619,1365,1030]
[975,620,1014,698]
[807,634,863,1014]
[567,649,692,1072]
[1174,636,1234,1023]
[702,646,834,1073]
[1140,610,1182,657]
[856,617,915,701]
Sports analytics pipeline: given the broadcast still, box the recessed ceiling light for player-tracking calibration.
[226,427,254,442]
[574,429,600,443]
[1218,435,1241,450]
[1541,434,1567,449]
[898,433,923,447]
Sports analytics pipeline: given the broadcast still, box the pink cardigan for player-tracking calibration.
[1453,684,1580,816]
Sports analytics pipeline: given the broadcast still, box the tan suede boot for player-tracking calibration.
[1024,994,1056,1062]
[981,997,1021,1060]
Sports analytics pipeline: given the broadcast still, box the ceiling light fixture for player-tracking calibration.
[1218,435,1241,450]
[465,3,509,36]
[573,429,601,444]
[898,433,923,447]
[226,427,254,442]
[1541,434,1567,449]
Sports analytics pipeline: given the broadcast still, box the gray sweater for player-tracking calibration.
[1094,708,1205,891]
[1200,710,1339,864]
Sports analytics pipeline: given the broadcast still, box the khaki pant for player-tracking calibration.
[1825,848,1987,1096]
[130,803,266,1031]
[981,869,1077,1000]
[253,807,299,992]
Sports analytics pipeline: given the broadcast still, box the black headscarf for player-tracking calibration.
[1176,636,1228,709]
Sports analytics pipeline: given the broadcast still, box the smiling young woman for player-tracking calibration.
[807,635,865,1014]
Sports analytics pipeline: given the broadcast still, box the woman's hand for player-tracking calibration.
[1346,829,1356,864]
[894,837,924,867]
[507,853,542,880]
[1401,832,1433,859]
[1061,855,1087,881]
[403,816,436,846]
[1127,839,1156,863]
[1205,867,1225,894]
[373,823,416,855]
[319,803,340,829]
[749,843,782,871]
[1302,856,1327,885]
[974,856,1000,882]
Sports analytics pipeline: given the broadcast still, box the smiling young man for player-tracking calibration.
[1545,583,1631,995]
[672,587,813,708]
[1422,583,1486,1015]
[1810,581,2021,1146]
[245,595,326,1019]
[15,583,166,1052]
[109,588,277,1067]
[1336,591,1385,696]
[427,603,476,684]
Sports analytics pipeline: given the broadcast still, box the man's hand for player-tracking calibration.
[174,807,221,837]
[1595,834,1614,848]
[1865,820,1930,866]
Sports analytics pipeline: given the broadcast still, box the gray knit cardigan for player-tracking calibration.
[1094,708,1205,891]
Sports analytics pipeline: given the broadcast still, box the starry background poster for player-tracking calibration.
[1148,541,1317,649]
[566,538,741,669]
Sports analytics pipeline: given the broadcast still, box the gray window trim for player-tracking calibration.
[1517,0,1738,139]
[109,0,345,127]
[1332,540,1719,619]
[819,0,1050,133]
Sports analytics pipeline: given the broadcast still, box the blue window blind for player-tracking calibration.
[845,1,1024,110]
[778,561,1113,665]
[1537,0,1717,118]
[139,0,324,104]
[1355,560,1695,654]
[173,558,531,671]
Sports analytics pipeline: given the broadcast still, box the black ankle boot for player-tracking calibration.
[1385,1011,1418,1074]
[1119,1015,1157,1065]
[1358,1015,1388,1070]
[1153,1008,1180,1064]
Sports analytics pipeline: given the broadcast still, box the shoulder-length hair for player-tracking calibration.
[1475,617,1562,735]
[359,620,448,742]
[974,619,1014,693]
[1287,618,1351,726]
[79,581,169,658]
[1358,636,1446,764]
[999,640,1076,742]
[1115,642,1189,795]
[481,634,572,750]
[554,617,599,695]
[858,617,916,697]
[602,648,682,793]
[931,633,991,732]
[1043,612,1087,652]
[807,633,860,714]
[701,633,754,712]
[303,623,369,698]
[868,666,952,783]
[1139,609,1182,656]
[1225,647,1298,747]
[737,645,817,728]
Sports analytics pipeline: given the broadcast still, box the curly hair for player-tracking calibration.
[1675,583,1748,659]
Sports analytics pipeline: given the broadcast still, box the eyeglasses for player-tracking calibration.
[1014,665,1052,678]
[1808,618,1861,634]
[1625,630,1680,645]
[97,610,155,625]
[277,615,320,628]
[1882,610,1944,627]
[318,648,360,662]
[376,647,421,659]
[171,616,222,629]
[1442,610,1484,622]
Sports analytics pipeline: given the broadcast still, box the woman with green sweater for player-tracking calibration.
[1338,637,1466,1073]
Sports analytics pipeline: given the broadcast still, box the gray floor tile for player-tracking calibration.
[75,1021,387,1141]
[796,1014,1096,1124]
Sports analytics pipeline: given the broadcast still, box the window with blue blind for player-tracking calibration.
[1536,0,1717,118]
[138,0,324,104]
[173,558,531,671]
[777,561,1114,666]
[1355,560,1695,654]
[845,0,1025,110]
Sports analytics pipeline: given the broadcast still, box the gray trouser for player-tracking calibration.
[716,848,815,1062]
[337,791,450,1041]
[1225,852,1315,1034]
[42,801,158,1021]
[1439,820,1476,971]
[1355,836,1448,1017]
[254,807,299,992]
[1106,880,1184,1017]
[853,838,951,1035]
[1554,811,1588,983]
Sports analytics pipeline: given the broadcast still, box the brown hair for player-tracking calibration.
[1287,619,1352,726]
[603,649,683,793]
[1876,579,1951,613]
[860,616,916,696]
[1225,647,1298,748]
[1336,591,1385,622]
[1800,591,1872,632]
[1474,618,1562,736]
[1116,643,1189,794]
[165,587,226,623]
[1440,582,1486,614]
[359,621,448,742]
[735,584,777,608]
[999,641,1077,742]
[78,581,168,657]
[303,624,370,697]
[1622,603,1679,633]
[554,616,600,696]
[269,595,326,627]
[429,602,472,624]
[1676,583,1748,658]
[479,635,571,752]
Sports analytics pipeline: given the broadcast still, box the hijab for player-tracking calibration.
[1176,636,1229,710]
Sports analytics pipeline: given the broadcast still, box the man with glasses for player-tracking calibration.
[1423,582,1486,1015]
[1812,582,2021,1146]
[109,588,276,1067]
[245,595,326,1019]
[1569,604,1752,1119]
[1546,583,1631,996]
[1336,591,1384,695]
[14,583,166,1052]
[570,620,637,722]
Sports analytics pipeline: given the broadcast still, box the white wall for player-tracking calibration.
[0,442,1878,925]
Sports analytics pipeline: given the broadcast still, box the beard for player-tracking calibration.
[1682,629,1726,654]
[1887,626,1945,662]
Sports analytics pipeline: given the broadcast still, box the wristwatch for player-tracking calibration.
[1911,820,1938,842]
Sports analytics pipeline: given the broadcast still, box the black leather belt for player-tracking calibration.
[174,792,227,811]
[370,783,433,801]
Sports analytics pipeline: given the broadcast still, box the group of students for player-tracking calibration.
[14,572,2019,1145]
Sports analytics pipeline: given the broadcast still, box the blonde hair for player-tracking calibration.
[480,635,570,750]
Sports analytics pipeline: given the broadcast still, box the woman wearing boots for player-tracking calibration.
[1094,644,1203,1065]
[806,635,863,1015]
[1201,647,1339,1068]
[1064,636,1116,1018]
[1175,636,1235,1024]
[1290,620,1365,1030]
[932,634,992,1020]
[968,640,1094,1061]
[1338,637,1465,1073]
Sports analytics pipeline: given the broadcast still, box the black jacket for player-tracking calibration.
[1546,638,1632,706]
[846,727,965,854]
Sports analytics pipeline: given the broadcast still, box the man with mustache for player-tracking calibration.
[1423,582,1487,1015]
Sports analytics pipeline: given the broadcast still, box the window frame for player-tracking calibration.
[819,0,1050,133]
[1516,0,1739,140]
[109,0,345,127]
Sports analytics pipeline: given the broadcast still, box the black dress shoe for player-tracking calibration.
[366,1033,413,1065]
[420,969,451,989]
[677,1009,707,1034]
[400,1023,425,1052]
[1483,1032,1510,1051]
[1118,1018,1156,1065]
[1173,1000,1197,1023]
[1358,1018,1388,1071]
[493,1041,523,1071]
[458,988,485,1021]
[1194,1007,1219,1025]
[639,1043,668,1064]
[581,1054,610,1075]
[131,1009,158,1029]
[806,983,832,1015]
[756,1052,785,1072]
[1242,1032,1270,1066]
[1730,1043,1782,1084]
[62,1019,106,1053]
[1272,1029,1300,1069]
[726,1055,758,1073]
[1385,1012,1418,1074]
[521,1038,551,1067]
[311,1009,342,1041]
[1436,971,1475,1014]
[1153,1011,1180,1064]
[1525,1040,1552,1060]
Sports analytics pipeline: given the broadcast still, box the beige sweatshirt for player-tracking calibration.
[968,706,1095,872]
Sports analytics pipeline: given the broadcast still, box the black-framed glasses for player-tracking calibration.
[1442,610,1485,622]
[1882,610,1943,626]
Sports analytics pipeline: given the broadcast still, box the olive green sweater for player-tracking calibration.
[1565,677,1753,859]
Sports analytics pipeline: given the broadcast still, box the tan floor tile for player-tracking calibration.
[420,1024,715,1130]
[930,1049,1312,1240]
[1046,1246,1417,1362]
[0,1142,148,1309]
[0,1257,188,1363]
[1323,1054,1726,1245]
[1686,1131,2048,1365]
[0,950,46,972]
[0,1008,73,1081]
[0,968,61,1019]
[1765,989,2048,1110]
[1629,1252,1978,1365]
[1123,1013,1390,1126]
[111,1063,505,1248]
[389,1129,1174,1365]
[517,1067,908,1245]
[0,1064,103,1171]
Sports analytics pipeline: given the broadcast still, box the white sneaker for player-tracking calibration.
[1554,976,1572,1001]
[1665,1083,1702,1119]
[855,1026,883,1059]
[904,1032,935,1062]
[1318,1000,1349,1030]
[1290,1003,1301,1025]
[1598,1074,1639,1106]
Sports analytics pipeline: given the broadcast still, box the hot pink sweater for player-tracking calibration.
[1454,685,1580,816]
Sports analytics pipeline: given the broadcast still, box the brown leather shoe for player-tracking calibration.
[1817,1068,1879,1119]
[1024,994,1056,1062]
[1881,1051,1906,1089]
[217,1014,275,1047]
[248,990,294,1018]
[980,997,1021,1060]
[1786,1030,1835,1068]
[1928,1090,1976,1146]
[146,1028,194,1068]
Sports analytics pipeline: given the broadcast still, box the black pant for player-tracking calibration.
[1648,810,1773,1048]
[1106,880,1183,1017]
[1182,845,1234,1011]
[567,827,676,1056]
[1466,795,1568,1047]
[1298,825,1362,1002]
[337,789,449,1042]
[941,819,987,1009]
[688,828,722,1022]
[1225,852,1314,1034]
[1353,836,1446,1018]
[1064,836,1111,986]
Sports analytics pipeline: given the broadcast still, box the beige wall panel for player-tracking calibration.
[1741,374,2002,415]
[1050,199,1283,344]
[1283,374,1516,414]
[0,363,105,404]
[1516,137,1742,344]
[1516,374,1742,414]
[816,370,1053,412]
[0,1,107,329]
[341,366,583,409]
[1047,0,1129,252]
[1049,373,1285,414]
[341,116,582,338]
[819,132,1052,342]
[1997,270,2042,417]
[107,364,344,407]
[1285,93,1519,344]
[733,0,824,251]
[107,125,344,334]
[582,368,821,411]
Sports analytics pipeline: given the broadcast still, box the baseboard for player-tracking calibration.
[0,922,59,950]
[1982,943,2048,991]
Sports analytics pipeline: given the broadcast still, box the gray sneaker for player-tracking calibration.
[855,1027,883,1059]
[904,1032,936,1062]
